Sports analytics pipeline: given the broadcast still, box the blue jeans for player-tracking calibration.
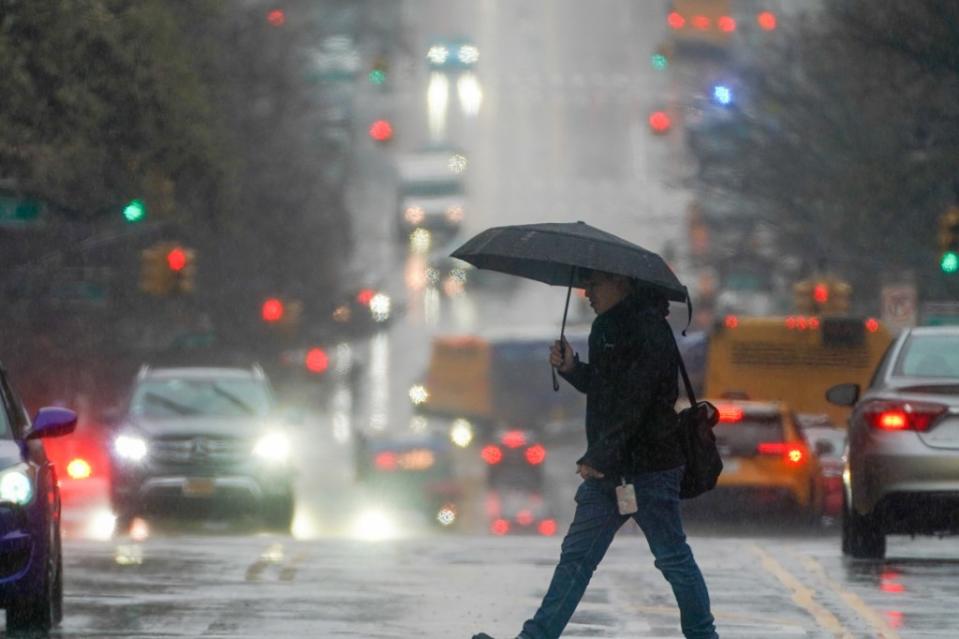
[520,466,717,639]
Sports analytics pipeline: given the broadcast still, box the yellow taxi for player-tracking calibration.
[702,400,824,519]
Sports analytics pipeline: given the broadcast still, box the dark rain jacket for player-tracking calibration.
[559,294,685,479]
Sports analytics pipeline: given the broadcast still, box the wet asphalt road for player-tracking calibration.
[26,527,957,638]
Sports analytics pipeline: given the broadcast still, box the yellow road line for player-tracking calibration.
[750,544,854,639]
[799,555,902,639]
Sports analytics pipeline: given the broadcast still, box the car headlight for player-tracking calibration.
[114,434,148,463]
[0,465,33,506]
[253,432,291,463]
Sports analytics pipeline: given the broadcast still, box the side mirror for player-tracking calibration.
[814,440,835,457]
[27,407,78,440]
[825,383,860,407]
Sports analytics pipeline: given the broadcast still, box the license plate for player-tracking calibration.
[722,459,741,473]
[182,478,216,496]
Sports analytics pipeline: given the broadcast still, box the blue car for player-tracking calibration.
[0,365,77,632]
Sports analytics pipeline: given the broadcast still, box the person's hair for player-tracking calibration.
[631,284,669,318]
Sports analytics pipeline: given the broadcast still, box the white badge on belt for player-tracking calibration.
[616,478,638,515]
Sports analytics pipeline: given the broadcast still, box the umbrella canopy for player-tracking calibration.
[451,221,687,301]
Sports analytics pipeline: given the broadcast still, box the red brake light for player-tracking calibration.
[538,519,557,536]
[865,318,880,333]
[717,404,744,422]
[481,445,503,465]
[757,442,806,465]
[717,16,736,32]
[525,444,546,465]
[501,430,527,449]
[724,315,739,329]
[667,11,685,29]
[66,458,92,480]
[691,15,710,30]
[305,348,329,374]
[757,11,777,31]
[491,518,510,535]
[515,509,534,526]
[356,288,375,306]
[375,451,397,471]
[863,401,946,432]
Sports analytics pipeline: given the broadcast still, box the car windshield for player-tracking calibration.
[895,334,959,378]
[129,378,273,418]
[714,412,785,455]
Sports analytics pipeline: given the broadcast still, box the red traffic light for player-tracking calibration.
[757,11,777,31]
[166,248,187,272]
[648,111,672,134]
[369,120,393,142]
[266,9,286,27]
[261,298,285,323]
[305,348,329,374]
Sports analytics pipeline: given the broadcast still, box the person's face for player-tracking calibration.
[583,273,630,315]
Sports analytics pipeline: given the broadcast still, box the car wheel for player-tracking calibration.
[6,534,55,631]
[262,494,294,533]
[842,496,885,559]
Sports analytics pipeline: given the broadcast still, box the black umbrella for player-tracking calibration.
[451,221,688,390]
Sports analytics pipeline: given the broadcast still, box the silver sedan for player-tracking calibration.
[827,325,959,559]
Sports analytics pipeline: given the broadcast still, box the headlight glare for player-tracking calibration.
[115,434,148,462]
[253,432,291,463]
[0,467,33,505]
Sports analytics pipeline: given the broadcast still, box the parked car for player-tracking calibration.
[109,366,296,532]
[828,325,959,559]
[0,363,77,631]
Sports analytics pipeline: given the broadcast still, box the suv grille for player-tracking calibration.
[150,436,250,469]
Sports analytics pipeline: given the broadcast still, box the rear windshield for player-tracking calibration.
[895,334,959,379]
[130,378,274,418]
[714,414,784,454]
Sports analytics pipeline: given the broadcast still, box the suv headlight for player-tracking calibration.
[115,434,148,463]
[0,465,33,506]
[253,433,291,463]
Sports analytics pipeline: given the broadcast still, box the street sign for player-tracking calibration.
[881,284,917,331]
[0,196,42,226]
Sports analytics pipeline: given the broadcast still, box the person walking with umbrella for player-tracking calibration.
[469,267,718,639]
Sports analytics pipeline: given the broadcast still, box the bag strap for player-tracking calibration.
[669,328,698,406]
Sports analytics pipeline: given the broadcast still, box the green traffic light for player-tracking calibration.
[651,53,668,71]
[123,199,146,223]
[941,251,959,274]
[368,69,387,85]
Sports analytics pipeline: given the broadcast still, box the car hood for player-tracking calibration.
[0,440,22,469]
[125,415,278,440]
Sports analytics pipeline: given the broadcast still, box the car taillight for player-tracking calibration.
[515,509,534,526]
[66,458,92,480]
[538,519,557,536]
[481,445,503,465]
[501,430,527,448]
[717,404,744,422]
[491,518,510,535]
[525,444,546,465]
[862,400,947,432]
[374,451,397,471]
[757,442,806,465]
